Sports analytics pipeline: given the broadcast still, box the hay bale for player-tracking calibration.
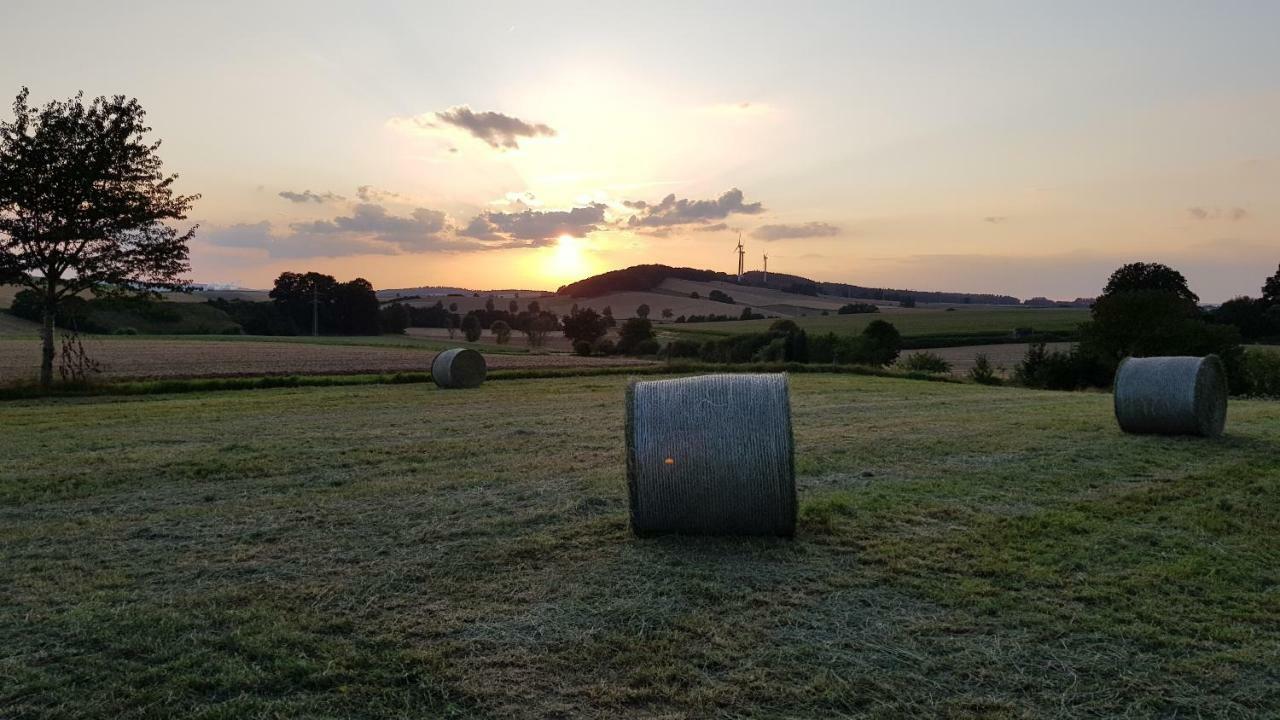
[1114,355,1227,437]
[431,348,486,389]
[625,373,796,536]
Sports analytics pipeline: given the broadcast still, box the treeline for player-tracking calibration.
[1012,261,1280,395]
[664,319,904,366]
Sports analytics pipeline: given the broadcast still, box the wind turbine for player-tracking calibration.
[763,251,768,284]
[734,233,745,282]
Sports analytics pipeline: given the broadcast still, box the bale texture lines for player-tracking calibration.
[1114,355,1227,437]
[626,373,796,536]
[431,348,487,389]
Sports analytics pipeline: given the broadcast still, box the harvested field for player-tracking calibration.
[2,374,1277,717]
[913,342,1074,377]
[0,337,651,383]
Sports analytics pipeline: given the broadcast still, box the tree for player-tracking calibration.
[616,318,655,354]
[379,303,410,334]
[527,300,541,314]
[1101,262,1198,304]
[1264,264,1280,304]
[332,278,380,335]
[270,271,338,334]
[508,299,519,313]
[0,88,197,388]
[485,296,495,312]
[661,308,673,319]
[561,307,609,344]
[859,319,902,366]
[636,303,650,319]
[490,319,512,344]
[448,302,458,312]
[461,313,482,342]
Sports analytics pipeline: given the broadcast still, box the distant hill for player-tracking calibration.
[557,264,1022,305]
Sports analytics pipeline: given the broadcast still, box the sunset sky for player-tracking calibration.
[4,1,1278,301]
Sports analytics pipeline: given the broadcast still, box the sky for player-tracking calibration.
[3,1,1278,301]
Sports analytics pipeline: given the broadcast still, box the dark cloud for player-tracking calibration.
[460,204,606,244]
[693,223,730,233]
[625,188,764,228]
[429,105,556,149]
[288,204,451,252]
[751,221,840,240]
[1188,206,1248,221]
[278,189,344,204]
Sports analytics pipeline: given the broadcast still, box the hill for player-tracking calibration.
[557,264,1021,305]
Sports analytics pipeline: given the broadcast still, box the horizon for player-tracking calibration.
[5,2,1278,302]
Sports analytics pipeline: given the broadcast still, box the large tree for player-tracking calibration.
[0,88,197,388]
[1100,262,1198,304]
[1263,263,1280,304]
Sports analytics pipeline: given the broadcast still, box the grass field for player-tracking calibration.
[673,307,1090,339]
[0,336,647,383]
[2,374,1276,718]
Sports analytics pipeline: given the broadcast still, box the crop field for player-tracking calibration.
[2,374,1276,718]
[0,337,649,383]
[673,307,1090,339]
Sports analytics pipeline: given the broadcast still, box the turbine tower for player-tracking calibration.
[763,252,768,284]
[735,234,745,282]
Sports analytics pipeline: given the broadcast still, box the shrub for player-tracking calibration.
[837,303,878,315]
[901,351,951,374]
[113,326,138,335]
[664,339,701,358]
[593,337,615,356]
[573,339,592,357]
[968,353,1000,385]
[490,320,512,345]
[1014,343,1110,390]
[860,320,902,366]
[461,313,483,342]
[635,339,660,355]
[708,289,734,304]
[689,291,700,299]
[899,297,917,308]
[1240,347,1280,397]
[616,317,656,355]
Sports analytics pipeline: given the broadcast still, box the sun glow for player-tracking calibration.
[541,233,590,285]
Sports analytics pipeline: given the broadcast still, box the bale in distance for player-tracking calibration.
[431,348,487,389]
[1114,355,1227,437]
[626,373,796,537]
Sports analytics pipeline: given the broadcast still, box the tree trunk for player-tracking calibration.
[40,302,55,390]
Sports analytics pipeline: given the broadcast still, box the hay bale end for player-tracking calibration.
[626,373,796,537]
[431,348,487,389]
[1114,355,1227,437]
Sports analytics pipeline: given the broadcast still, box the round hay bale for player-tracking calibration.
[431,348,486,389]
[1114,355,1227,437]
[625,373,796,537]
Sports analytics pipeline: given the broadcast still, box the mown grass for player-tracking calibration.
[671,306,1091,340]
[1,375,1277,718]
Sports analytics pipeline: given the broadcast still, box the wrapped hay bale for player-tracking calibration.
[625,373,796,537]
[431,348,487,389]
[1114,355,1227,437]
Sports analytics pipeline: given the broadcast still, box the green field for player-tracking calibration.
[672,307,1091,339]
[2,374,1277,718]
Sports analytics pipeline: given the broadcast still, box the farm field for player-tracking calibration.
[0,337,648,383]
[673,306,1090,339]
[904,342,1073,377]
[2,374,1276,718]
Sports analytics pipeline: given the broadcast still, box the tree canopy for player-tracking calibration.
[0,88,197,387]
[1101,262,1199,304]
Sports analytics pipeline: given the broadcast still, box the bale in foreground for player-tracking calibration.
[626,373,796,536]
[431,348,487,389]
[1114,355,1227,437]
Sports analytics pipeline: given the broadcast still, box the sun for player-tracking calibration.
[544,233,589,284]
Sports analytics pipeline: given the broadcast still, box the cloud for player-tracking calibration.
[1188,206,1248,221]
[460,204,607,245]
[625,188,764,228]
[278,189,344,204]
[399,105,556,150]
[693,223,730,233]
[751,221,840,240]
[356,185,408,204]
[206,205,485,258]
[983,216,1007,224]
